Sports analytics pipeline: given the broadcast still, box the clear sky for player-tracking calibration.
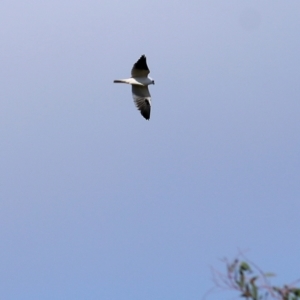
[1,1,300,299]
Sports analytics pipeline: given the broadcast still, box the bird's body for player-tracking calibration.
[113,55,154,120]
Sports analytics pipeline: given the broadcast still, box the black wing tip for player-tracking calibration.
[138,103,150,120]
[134,55,149,71]
[141,109,150,120]
[141,112,150,120]
[141,99,151,120]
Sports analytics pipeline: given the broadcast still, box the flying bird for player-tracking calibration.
[114,55,155,120]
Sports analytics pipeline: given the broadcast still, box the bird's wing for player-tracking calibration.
[132,85,151,120]
[131,55,150,77]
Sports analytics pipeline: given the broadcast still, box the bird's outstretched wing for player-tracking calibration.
[131,55,150,78]
[132,85,151,120]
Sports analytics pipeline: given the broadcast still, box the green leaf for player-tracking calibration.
[250,277,258,300]
[237,272,245,288]
[240,261,251,272]
[242,284,252,298]
[293,288,300,297]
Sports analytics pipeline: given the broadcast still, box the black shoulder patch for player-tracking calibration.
[133,55,149,71]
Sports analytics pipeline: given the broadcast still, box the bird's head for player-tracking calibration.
[148,76,155,85]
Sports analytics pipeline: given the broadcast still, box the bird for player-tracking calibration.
[114,55,155,120]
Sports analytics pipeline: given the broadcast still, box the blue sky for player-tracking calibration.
[1,1,300,299]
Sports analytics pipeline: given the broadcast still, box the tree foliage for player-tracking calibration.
[209,255,300,300]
